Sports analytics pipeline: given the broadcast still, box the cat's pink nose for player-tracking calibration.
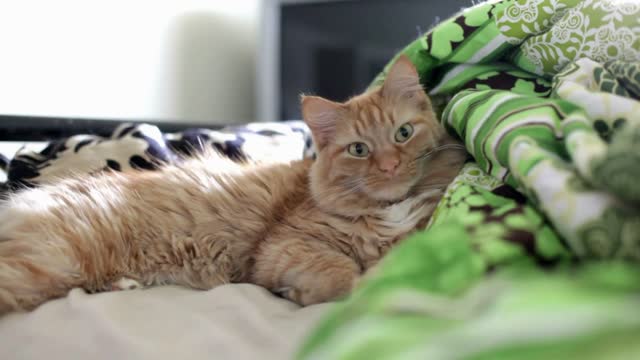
[378,158,400,176]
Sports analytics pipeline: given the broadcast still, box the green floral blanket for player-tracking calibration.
[298,0,640,358]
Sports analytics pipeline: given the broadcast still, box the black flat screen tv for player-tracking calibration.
[257,0,471,122]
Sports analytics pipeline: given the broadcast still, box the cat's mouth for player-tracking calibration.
[366,177,416,202]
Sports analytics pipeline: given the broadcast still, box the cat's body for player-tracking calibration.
[0,56,466,314]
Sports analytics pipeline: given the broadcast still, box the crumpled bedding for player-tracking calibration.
[0,121,314,192]
[0,284,331,360]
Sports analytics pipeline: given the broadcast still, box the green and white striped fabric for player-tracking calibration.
[299,0,640,358]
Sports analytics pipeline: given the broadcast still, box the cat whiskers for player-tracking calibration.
[307,179,363,207]
[414,143,466,162]
[411,182,453,194]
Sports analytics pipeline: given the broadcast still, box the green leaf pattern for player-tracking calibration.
[507,0,640,75]
[300,1,640,358]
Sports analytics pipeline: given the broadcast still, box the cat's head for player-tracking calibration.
[303,55,449,212]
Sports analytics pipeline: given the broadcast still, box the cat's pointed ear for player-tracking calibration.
[301,95,341,149]
[381,55,424,101]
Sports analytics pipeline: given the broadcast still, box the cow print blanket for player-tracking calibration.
[0,121,315,195]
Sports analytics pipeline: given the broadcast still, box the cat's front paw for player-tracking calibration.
[350,275,363,291]
[110,277,143,291]
[282,287,328,306]
[280,280,355,306]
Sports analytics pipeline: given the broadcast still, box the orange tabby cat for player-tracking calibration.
[0,55,466,314]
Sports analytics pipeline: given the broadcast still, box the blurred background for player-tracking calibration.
[0,0,470,128]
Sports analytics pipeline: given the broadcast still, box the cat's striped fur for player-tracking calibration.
[0,55,466,314]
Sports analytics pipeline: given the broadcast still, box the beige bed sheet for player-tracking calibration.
[0,284,332,360]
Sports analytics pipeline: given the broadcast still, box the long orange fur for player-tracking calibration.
[0,56,466,314]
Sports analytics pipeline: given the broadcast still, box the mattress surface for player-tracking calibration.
[0,284,332,360]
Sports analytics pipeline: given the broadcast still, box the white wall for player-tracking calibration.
[0,0,260,124]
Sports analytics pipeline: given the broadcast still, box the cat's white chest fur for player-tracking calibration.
[375,188,443,234]
[351,188,443,264]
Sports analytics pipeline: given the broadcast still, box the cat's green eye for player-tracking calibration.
[395,123,414,143]
[347,142,369,157]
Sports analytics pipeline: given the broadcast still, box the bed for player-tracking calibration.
[2,0,640,359]
[0,285,330,360]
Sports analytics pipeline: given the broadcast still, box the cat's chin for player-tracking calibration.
[367,182,413,203]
